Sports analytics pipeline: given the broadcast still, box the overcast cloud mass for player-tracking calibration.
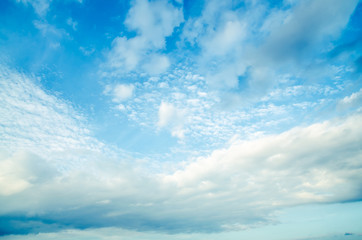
[0,0,362,239]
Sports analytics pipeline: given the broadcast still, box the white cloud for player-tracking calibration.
[203,20,246,57]
[338,88,362,110]
[164,113,362,207]
[105,83,135,103]
[142,54,170,75]
[0,63,361,232]
[0,113,361,233]
[0,64,103,164]
[104,0,183,75]
[107,36,145,72]
[0,151,56,196]
[158,101,186,138]
[181,0,359,96]
[125,0,183,49]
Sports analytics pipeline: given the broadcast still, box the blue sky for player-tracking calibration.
[0,0,362,239]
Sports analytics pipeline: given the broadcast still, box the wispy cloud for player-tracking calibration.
[16,0,51,17]
[0,64,103,166]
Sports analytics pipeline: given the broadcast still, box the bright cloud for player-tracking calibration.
[104,83,135,103]
[104,0,183,76]
[158,101,186,138]
[0,65,101,159]
[0,112,361,234]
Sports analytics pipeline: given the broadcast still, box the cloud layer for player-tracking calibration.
[1,113,361,233]
[1,66,361,234]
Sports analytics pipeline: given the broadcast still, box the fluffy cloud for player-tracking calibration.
[165,114,362,206]
[202,20,246,57]
[104,0,183,75]
[158,101,186,138]
[104,83,135,103]
[125,0,183,49]
[0,151,56,196]
[181,0,359,96]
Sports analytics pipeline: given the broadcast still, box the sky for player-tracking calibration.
[0,0,362,239]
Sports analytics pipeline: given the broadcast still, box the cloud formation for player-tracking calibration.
[182,0,359,95]
[0,64,100,159]
[1,72,361,235]
[158,101,186,139]
[104,83,135,103]
[104,0,183,76]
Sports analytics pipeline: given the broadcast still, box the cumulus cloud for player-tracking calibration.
[125,0,183,49]
[107,36,145,72]
[202,20,246,57]
[104,0,183,75]
[181,0,359,97]
[165,114,362,207]
[0,151,56,196]
[104,83,135,103]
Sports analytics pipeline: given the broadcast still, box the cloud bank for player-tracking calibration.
[1,64,361,234]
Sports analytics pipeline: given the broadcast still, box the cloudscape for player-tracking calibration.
[0,0,362,239]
